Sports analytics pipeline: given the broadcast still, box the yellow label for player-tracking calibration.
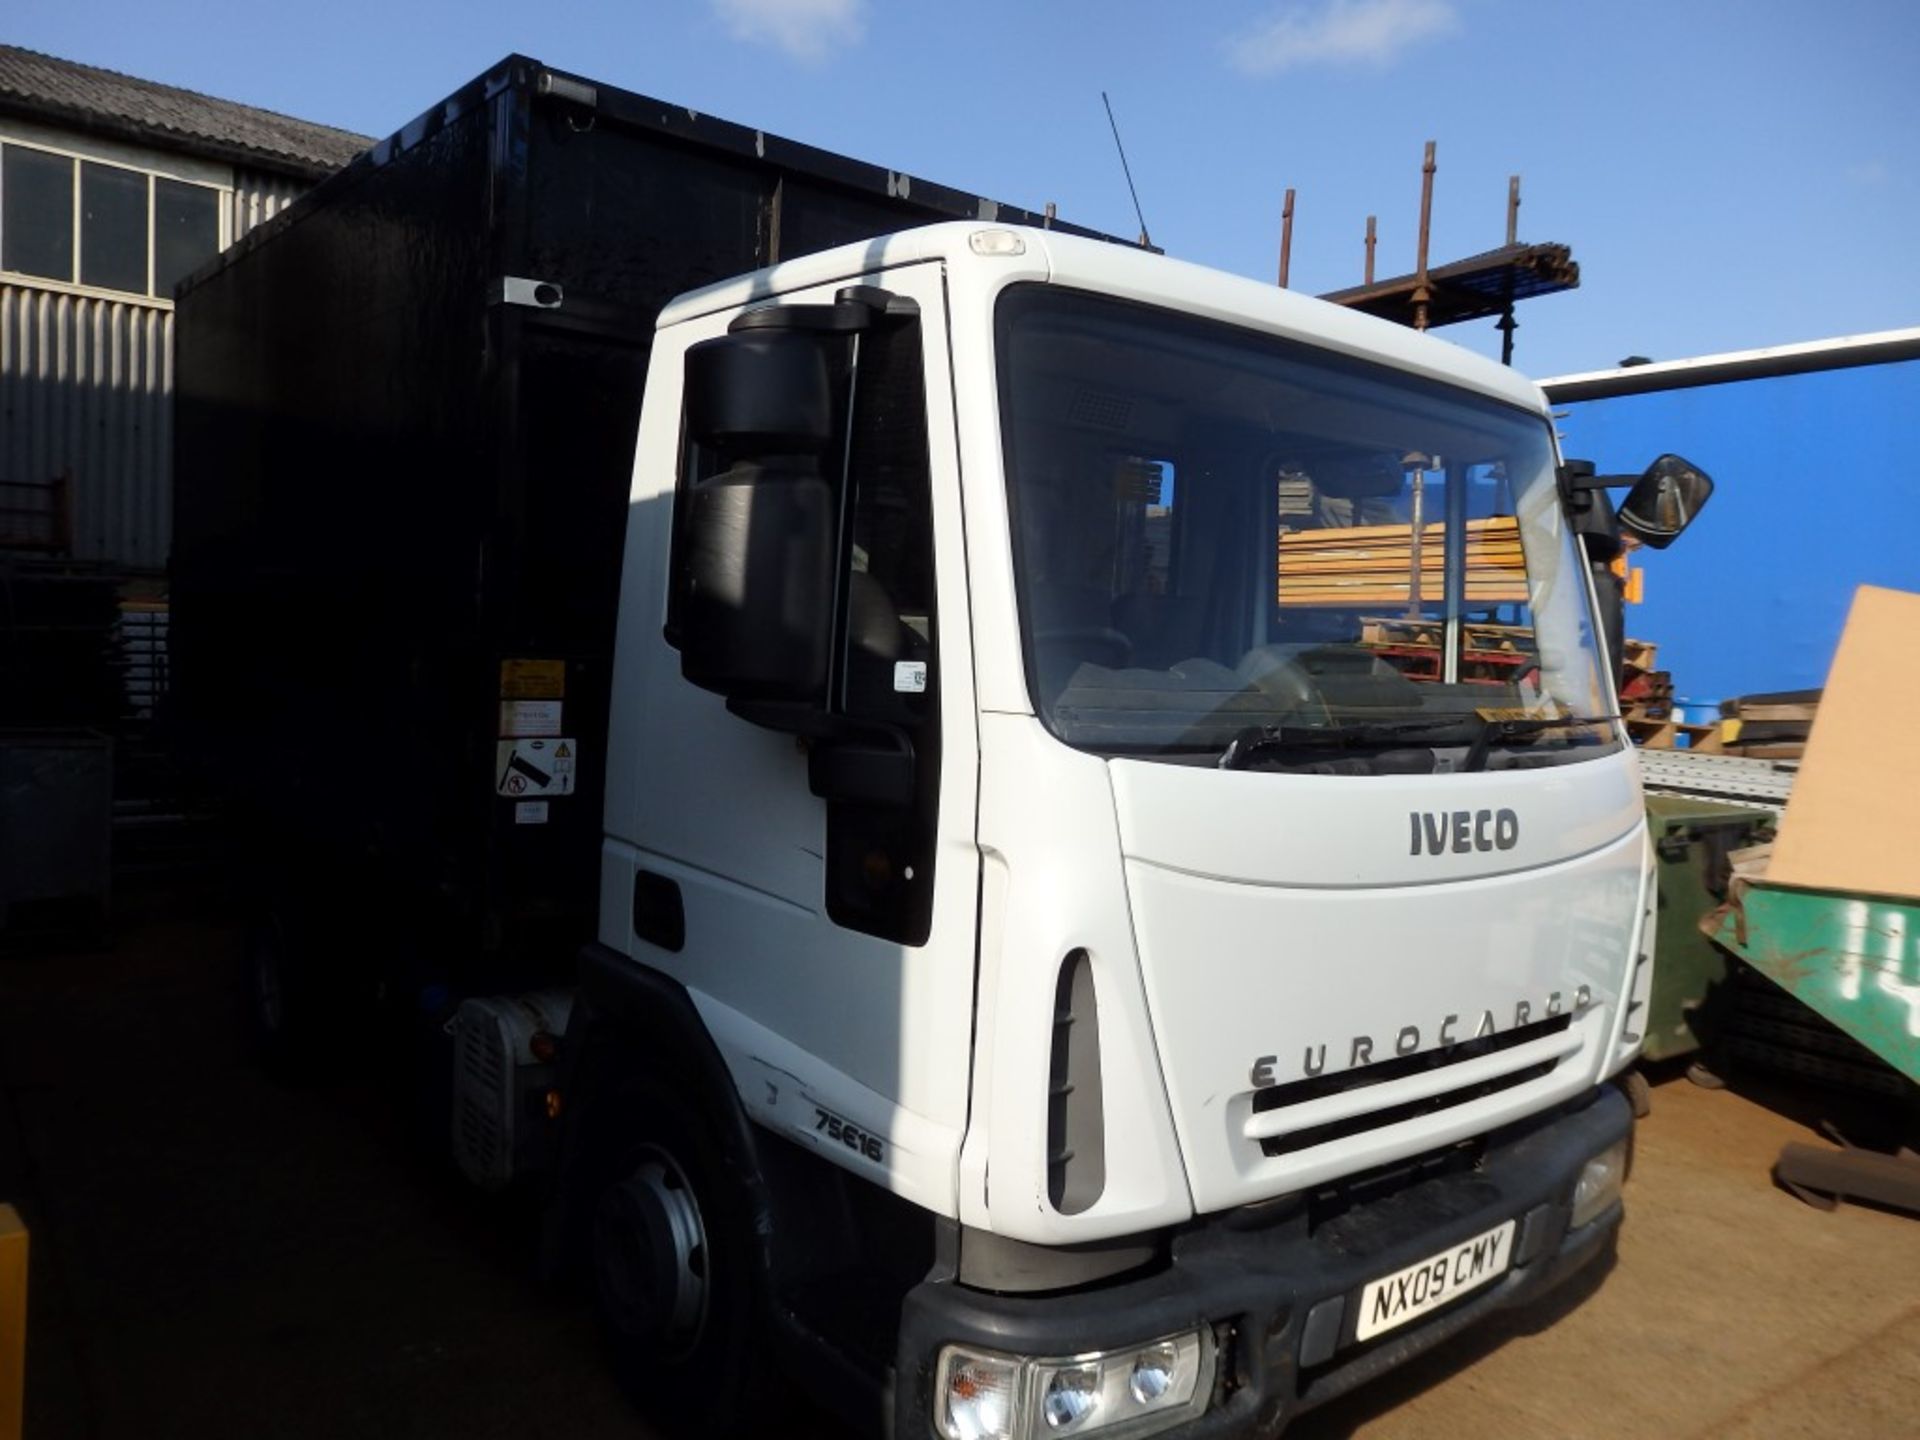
[500,659,566,699]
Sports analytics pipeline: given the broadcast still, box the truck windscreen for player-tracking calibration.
[994,284,1617,769]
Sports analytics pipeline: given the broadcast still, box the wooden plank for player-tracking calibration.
[0,1205,24,1440]
[1279,551,1525,573]
[1629,718,1679,749]
[1723,702,1819,723]
[1282,576,1524,591]
[1277,515,1520,545]
[1279,591,1530,602]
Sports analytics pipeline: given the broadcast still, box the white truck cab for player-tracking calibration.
[549,223,1702,1438]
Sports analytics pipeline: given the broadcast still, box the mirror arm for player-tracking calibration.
[1557,463,1640,495]
[724,700,917,809]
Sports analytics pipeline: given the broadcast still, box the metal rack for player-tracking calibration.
[1637,748,1799,814]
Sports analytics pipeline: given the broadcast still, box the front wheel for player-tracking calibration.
[591,1080,768,1436]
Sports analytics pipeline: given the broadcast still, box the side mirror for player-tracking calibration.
[1617,454,1712,550]
[679,457,836,702]
[677,331,841,702]
[684,330,835,451]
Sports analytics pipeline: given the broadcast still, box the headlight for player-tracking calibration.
[939,1348,1019,1440]
[1571,1138,1630,1229]
[936,1329,1214,1440]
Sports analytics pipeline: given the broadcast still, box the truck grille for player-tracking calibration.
[1247,1013,1580,1159]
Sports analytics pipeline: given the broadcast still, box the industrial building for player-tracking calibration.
[0,48,368,920]
[0,45,369,573]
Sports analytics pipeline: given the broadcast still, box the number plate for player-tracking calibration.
[1354,1219,1516,1342]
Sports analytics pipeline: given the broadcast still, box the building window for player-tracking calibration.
[154,176,220,295]
[2,145,75,281]
[81,161,149,292]
[0,141,225,299]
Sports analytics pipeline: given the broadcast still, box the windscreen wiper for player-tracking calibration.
[1217,712,1618,773]
[1461,713,1619,772]
[1218,717,1474,771]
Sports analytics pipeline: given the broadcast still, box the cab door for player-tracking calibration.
[603,259,977,1216]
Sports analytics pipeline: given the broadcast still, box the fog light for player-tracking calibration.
[1571,1138,1629,1229]
[1041,1365,1099,1430]
[938,1347,1017,1440]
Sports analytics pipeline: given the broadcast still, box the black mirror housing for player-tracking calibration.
[685,331,836,453]
[1617,453,1713,550]
[678,326,847,704]
[679,457,836,702]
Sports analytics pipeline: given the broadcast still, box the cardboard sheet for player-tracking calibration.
[1768,585,1920,900]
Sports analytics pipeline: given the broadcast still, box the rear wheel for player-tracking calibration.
[591,1080,768,1436]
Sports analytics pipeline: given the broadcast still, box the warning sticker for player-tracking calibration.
[515,800,550,825]
[500,658,566,699]
[499,699,563,738]
[496,737,577,798]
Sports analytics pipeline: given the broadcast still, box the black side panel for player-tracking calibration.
[482,318,649,931]
[526,108,770,311]
[173,54,1131,993]
[775,176,947,262]
[173,93,499,959]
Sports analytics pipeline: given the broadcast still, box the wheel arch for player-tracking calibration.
[539,942,773,1288]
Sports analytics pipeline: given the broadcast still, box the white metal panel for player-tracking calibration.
[602,261,983,1218]
[0,281,172,569]
[1542,326,1920,395]
[961,711,1194,1242]
[1120,819,1643,1213]
[1108,746,1644,890]
[658,222,1551,416]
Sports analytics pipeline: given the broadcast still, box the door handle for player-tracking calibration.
[632,870,685,952]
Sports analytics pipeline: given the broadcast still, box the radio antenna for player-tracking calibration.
[1101,91,1153,248]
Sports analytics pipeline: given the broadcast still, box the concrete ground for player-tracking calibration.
[2,909,1916,1439]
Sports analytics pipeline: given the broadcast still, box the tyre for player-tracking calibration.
[591,1078,769,1436]
[1619,1068,1653,1119]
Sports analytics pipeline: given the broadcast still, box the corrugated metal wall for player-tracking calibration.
[0,167,312,573]
[0,283,174,570]
[232,167,305,242]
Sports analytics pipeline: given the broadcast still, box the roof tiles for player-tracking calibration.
[0,45,370,177]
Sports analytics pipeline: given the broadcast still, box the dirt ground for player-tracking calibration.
[3,909,1916,1439]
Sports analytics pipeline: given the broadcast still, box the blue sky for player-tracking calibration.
[11,0,1915,376]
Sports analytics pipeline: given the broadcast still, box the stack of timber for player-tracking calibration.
[1276,515,1528,608]
[1619,639,1715,749]
[1716,690,1820,760]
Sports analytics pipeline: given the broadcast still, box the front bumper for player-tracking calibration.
[896,1085,1630,1439]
